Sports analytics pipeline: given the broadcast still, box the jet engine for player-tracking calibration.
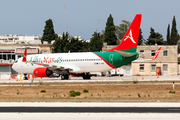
[33,67,53,77]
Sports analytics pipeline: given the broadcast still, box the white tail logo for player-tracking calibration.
[124,29,136,43]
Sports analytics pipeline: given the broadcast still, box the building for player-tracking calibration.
[0,35,52,75]
[0,34,42,43]
[102,43,178,76]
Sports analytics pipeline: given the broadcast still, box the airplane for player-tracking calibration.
[12,14,161,80]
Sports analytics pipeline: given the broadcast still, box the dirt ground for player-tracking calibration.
[0,81,180,102]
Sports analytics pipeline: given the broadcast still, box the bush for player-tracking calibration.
[69,90,81,97]
[17,90,19,95]
[138,93,141,97]
[69,90,75,94]
[169,91,176,94]
[75,92,81,96]
[70,93,76,97]
[41,90,46,93]
[83,89,89,93]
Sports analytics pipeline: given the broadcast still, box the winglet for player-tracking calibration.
[22,48,27,62]
[151,47,161,60]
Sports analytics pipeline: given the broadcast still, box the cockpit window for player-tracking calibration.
[15,60,18,63]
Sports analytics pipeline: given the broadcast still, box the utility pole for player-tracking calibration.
[96,20,102,33]
[64,0,68,33]
[96,20,99,33]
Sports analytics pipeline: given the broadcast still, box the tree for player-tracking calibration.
[115,20,131,42]
[52,32,69,53]
[138,28,144,45]
[166,24,170,45]
[41,19,57,44]
[52,32,90,53]
[90,32,103,52]
[104,14,117,45]
[170,16,179,45]
[146,27,164,45]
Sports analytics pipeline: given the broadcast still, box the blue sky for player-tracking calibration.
[0,0,180,40]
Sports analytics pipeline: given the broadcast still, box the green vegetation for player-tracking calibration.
[167,24,170,45]
[83,89,89,93]
[169,91,176,94]
[40,90,46,93]
[17,90,19,95]
[170,16,179,45]
[115,20,131,42]
[146,27,164,45]
[133,80,138,84]
[90,32,103,52]
[52,32,90,53]
[69,90,81,97]
[138,28,145,45]
[69,90,75,94]
[104,14,117,45]
[41,19,57,44]
[75,92,81,96]
[70,92,76,97]
[39,81,43,85]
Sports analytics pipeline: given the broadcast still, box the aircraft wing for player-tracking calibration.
[22,49,81,72]
[134,47,161,62]
[43,63,81,72]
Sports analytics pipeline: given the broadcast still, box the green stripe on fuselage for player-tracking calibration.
[94,47,138,68]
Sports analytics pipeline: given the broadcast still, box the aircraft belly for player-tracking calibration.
[73,62,112,73]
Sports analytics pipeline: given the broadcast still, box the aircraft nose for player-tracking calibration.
[12,63,16,71]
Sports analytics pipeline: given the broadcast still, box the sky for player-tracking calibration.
[0,0,180,40]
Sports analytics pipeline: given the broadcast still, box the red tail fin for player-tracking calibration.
[22,48,27,62]
[108,14,142,51]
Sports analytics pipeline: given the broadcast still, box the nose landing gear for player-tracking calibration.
[23,74,28,80]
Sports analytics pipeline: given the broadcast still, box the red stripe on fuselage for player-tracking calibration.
[94,53,117,69]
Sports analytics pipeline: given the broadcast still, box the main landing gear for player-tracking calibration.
[61,74,69,80]
[82,73,91,80]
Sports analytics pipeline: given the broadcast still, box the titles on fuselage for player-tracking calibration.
[28,56,62,63]
[27,55,103,64]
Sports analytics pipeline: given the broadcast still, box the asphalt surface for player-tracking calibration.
[0,107,180,113]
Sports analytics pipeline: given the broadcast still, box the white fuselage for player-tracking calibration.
[12,52,112,74]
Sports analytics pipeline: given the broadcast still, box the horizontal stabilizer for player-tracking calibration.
[115,50,136,57]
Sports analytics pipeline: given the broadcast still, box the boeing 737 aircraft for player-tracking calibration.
[12,14,161,80]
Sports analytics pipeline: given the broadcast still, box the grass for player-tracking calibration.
[133,80,138,84]
[39,81,43,85]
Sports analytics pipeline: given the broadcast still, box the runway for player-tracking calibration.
[0,107,180,113]
[0,103,180,120]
